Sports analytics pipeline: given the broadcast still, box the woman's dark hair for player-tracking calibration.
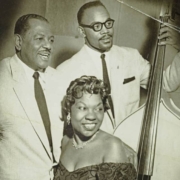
[63,75,110,115]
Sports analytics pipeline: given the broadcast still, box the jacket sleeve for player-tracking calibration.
[136,50,151,89]
[163,52,180,92]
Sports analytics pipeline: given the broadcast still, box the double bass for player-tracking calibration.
[114,0,180,179]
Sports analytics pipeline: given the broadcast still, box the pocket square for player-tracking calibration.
[123,76,135,84]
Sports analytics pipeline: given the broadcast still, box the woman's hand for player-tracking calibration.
[158,23,180,51]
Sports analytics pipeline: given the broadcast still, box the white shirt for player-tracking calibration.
[84,45,111,81]
[84,45,115,124]
[16,55,46,95]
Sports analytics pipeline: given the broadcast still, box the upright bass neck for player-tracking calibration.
[137,0,172,177]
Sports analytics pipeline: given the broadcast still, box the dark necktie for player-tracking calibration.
[33,72,53,149]
[101,54,115,119]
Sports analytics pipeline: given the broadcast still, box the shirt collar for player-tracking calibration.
[84,44,111,59]
[84,44,101,57]
[16,54,46,82]
[83,44,111,77]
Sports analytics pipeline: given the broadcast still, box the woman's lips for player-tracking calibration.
[83,123,96,130]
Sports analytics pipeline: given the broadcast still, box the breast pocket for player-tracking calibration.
[122,78,140,105]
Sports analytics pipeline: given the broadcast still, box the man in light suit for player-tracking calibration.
[0,14,63,180]
[56,1,150,134]
[56,1,180,134]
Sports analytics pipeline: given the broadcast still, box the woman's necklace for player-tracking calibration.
[72,131,99,150]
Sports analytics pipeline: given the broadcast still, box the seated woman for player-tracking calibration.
[54,76,137,180]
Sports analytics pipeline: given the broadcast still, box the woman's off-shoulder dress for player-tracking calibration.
[54,162,137,180]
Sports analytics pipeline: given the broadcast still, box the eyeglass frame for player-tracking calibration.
[79,19,115,32]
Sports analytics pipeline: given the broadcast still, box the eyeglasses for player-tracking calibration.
[80,19,115,32]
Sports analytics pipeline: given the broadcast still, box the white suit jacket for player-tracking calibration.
[0,55,64,180]
[56,45,150,133]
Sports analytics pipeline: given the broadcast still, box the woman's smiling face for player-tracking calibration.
[71,92,104,138]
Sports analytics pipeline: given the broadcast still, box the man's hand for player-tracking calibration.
[158,23,180,51]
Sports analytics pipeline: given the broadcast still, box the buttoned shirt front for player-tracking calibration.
[84,45,111,81]
[84,45,114,123]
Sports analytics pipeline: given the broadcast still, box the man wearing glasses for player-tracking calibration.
[57,1,180,133]
[56,1,178,134]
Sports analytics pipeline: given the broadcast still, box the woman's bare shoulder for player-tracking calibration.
[100,130,124,145]
[100,131,128,163]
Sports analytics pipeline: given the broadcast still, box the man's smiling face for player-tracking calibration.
[18,18,54,71]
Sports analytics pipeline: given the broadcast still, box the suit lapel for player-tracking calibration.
[10,56,52,160]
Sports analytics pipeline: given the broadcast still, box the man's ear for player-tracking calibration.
[78,26,86,38]
[14,34,23,51]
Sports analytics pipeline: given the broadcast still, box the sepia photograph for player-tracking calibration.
[0,0,180,179]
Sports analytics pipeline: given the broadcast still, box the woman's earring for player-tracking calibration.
[67,113,71,125]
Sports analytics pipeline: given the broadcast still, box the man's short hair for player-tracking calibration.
[77,1,107,24]
[14,14,49,36]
